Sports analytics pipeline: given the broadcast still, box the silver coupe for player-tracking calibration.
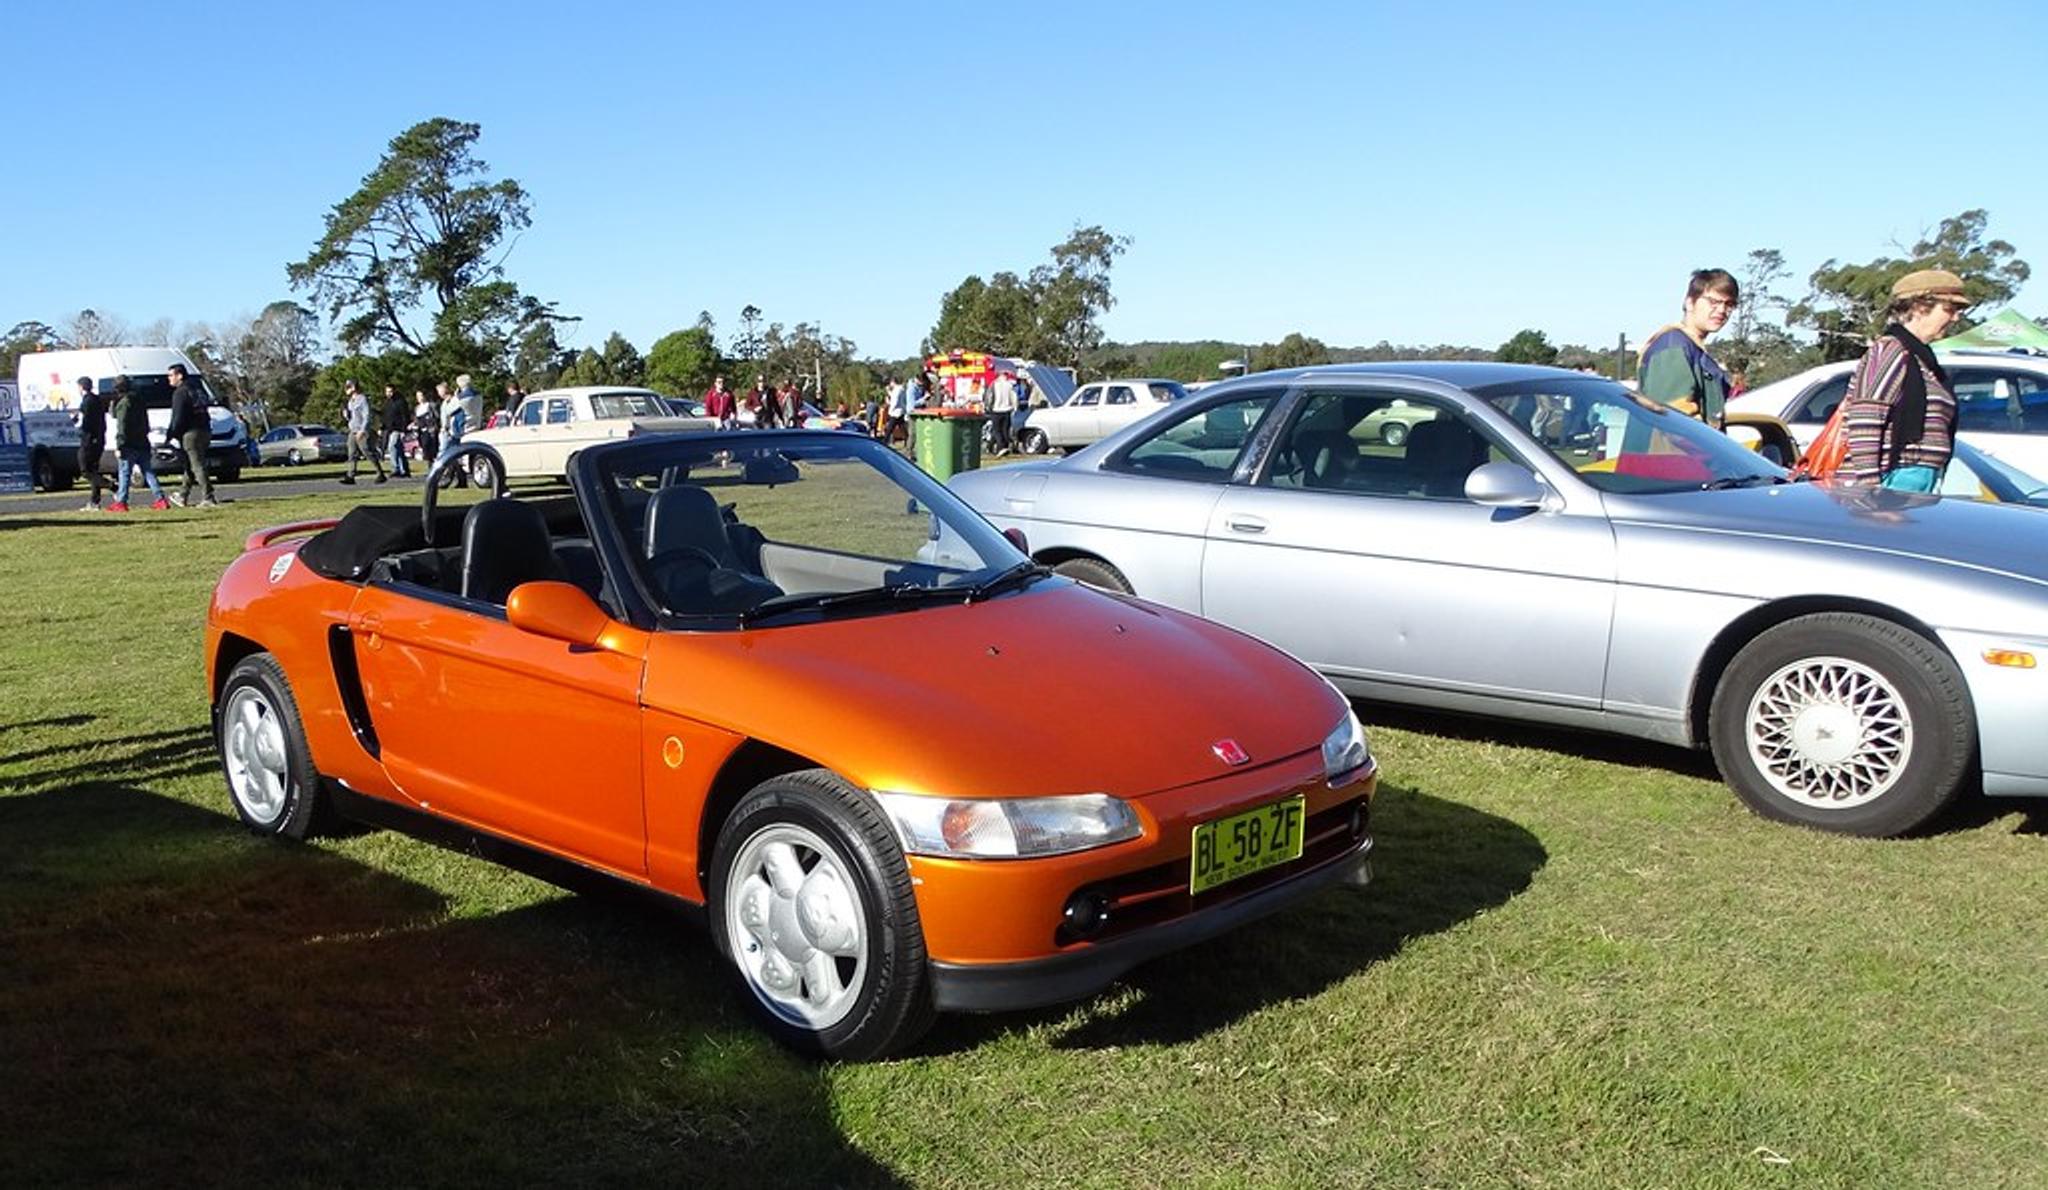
[949,363,2048,837]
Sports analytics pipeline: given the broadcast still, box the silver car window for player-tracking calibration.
[546,398,574,425]
[1264,390,1496,500]
[1110,391,1281,483]
[516,400,545,426]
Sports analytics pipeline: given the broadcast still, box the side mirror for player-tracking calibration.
[1465,461,1547,509]
[1003,526,1030,554]
[508,581,617,649]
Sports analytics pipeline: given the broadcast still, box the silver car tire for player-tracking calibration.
[216,654,333,840]
[707,770,934,1060]
[1053,556,1133,594]
[1708,613,1973,837]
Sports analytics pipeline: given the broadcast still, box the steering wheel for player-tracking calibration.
[421,442,510,545]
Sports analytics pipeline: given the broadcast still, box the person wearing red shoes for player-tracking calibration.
[106,376,169,512]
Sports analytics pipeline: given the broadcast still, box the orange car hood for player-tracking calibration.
[642,582,1344,799]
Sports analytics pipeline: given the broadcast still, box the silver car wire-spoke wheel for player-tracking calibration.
[222,684,292,826]
[724,822,869,1031]
[1744,655,1912,810]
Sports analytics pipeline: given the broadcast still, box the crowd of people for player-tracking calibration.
[75,362,215,511]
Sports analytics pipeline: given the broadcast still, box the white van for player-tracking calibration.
[15,346,249,487]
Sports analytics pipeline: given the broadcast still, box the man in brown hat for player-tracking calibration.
[1838,268,1973,490]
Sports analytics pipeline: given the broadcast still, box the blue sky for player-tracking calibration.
[8,0,2045,363]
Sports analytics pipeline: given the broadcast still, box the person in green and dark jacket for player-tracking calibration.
[108,376,168,512]
[1636,268,1738,429]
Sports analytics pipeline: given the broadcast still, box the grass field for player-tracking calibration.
[2,486,2045,1188]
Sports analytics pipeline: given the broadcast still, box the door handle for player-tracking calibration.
[353,610,382,634]
[1225,516,1267,534]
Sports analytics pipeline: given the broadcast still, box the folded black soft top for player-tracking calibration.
[298,505,470,581]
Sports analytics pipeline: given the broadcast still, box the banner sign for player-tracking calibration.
[0,383,29,494]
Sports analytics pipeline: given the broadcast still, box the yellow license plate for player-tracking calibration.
[1190,794,1306,894]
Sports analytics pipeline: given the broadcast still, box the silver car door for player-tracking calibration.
[1201,382,1617,709]
[1035,388,1290,610]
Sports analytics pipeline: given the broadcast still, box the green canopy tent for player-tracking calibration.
[1932,308,2048,353]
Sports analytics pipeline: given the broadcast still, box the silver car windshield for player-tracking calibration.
[1475,377,1783,494]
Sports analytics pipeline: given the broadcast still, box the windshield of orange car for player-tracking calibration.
[1474,377,1784,494]
[595,435,1032,623]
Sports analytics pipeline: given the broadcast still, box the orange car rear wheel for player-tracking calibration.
[708,769,935,1060]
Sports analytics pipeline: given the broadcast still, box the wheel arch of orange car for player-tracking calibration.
[693,738,829,891]
[1682,594,1955,748]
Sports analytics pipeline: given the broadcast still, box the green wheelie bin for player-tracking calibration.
[909,409,986,482]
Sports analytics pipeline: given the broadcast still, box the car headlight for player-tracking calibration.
[1322,709,1372,785]
[870,791,1142,859]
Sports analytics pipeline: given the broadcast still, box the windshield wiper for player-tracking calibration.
[966,561,1053,602]
[1701,474,1786,490]
[738,582,966,626]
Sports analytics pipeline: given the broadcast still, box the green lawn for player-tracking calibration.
[2,488,2045,1188]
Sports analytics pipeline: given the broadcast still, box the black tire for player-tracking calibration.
[287,448,303,466]
[707,770,934,1060]
[1708,613,1974,837]
[1019,428,1050,455]
[215,653,335,840]
[1053,556,1132,594]
[217,462,242,485]
[468,453,501,490]
[31,450,69,492]
[1380,421,1409,447]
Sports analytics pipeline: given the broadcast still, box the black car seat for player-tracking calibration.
[644,485,739,567]
[461,498,567,604]
[1404,419,1485,499]
[640,485,780,614]
[1294,429,1360,490]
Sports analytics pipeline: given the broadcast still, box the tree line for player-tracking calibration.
[2,114,2032,423]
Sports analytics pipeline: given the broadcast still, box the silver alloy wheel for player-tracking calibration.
[222,685,291,825]
[1744,655,1913,810]
[723,822,869,1030]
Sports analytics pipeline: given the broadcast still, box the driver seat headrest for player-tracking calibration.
[644,485,738,567]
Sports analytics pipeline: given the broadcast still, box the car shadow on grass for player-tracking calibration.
[0,726,217,796]
[0,785,906,1189]
[922,783,1546,1054]
[1357,700,1723,781]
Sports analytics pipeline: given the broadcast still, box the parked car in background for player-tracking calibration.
[255,424,348,466]
[461,386,716,485]
[1726,412,2048,509]
[204,431,1377,1058]
[1015,378,1188,454]
[1727,350,2048,476]
[951,363,2048,838]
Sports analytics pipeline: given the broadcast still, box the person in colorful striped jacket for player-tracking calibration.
[1839,269,1973,490]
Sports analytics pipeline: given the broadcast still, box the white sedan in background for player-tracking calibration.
[462,386,714,484]
[1016,378,1188,454]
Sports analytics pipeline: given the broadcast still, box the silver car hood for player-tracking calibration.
[1603,482,2048,587]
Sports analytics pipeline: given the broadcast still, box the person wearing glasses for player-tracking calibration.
[1637,267,1739,429]
[1838,269,1973,492]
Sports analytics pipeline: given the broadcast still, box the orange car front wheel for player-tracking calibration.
[708,770,935,1060]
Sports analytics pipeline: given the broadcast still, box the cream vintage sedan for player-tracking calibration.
[461,386,715,484]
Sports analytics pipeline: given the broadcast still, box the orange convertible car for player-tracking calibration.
[207,432,1378,1058]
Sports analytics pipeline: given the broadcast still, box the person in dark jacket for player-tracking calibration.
[163,363,214,507]
[75,376,109,510]
[108,376,169,511]
[382,384,412,477]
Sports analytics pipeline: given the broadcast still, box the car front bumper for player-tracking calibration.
[928,831,1372,1012]
[1939,626,2048,797]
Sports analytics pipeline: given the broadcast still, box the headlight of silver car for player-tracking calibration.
[870,791,1142,859]
[1322,709,1372,785]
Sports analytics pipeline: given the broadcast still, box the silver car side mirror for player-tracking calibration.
[1465,461,1547,509]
